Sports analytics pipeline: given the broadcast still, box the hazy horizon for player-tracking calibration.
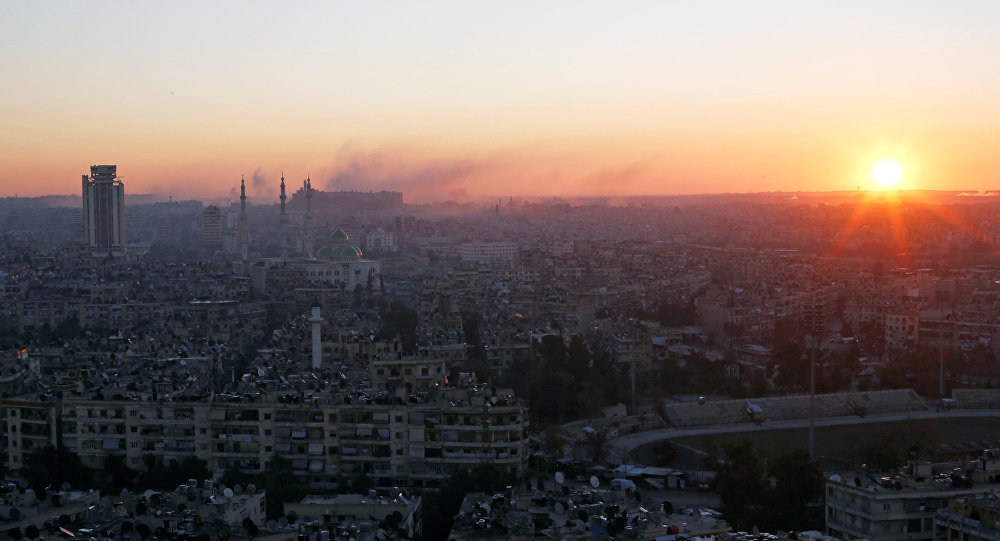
[3,2,1000,202]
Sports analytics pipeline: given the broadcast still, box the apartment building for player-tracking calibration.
[3,387,528,491]
[827,455,1000,541]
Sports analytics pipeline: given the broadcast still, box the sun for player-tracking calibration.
[871,159,903,188]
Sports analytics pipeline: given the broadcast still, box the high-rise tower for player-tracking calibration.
[82,164,126,256]
[202,205,223,252]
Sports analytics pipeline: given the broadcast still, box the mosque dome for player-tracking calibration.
[330,229,350,244]
[316,244,363,260]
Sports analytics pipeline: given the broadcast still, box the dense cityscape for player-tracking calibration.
[1,165,1000,540]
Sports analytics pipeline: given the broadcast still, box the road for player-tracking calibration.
[608,408,1000,461]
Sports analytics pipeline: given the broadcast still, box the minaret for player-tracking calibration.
[239,176,248,264]
[303,176,315,258]
[309,300,323,370]
[279,173,289,263]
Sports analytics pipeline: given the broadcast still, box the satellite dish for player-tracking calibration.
[144,489,156,499]
[829,474,842,483]
[479,502,491,515]
[554,503,565,515]
[247,484,257,494]
[590,476,600,488]
[490,396,498,405]
[223,488,234,499]
[555,472,565,484]
[234,484,243,494]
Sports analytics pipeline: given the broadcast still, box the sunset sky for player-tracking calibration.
[2,1,999,203]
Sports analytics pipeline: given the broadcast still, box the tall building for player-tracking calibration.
[81,164,126,255]
[202,205,224,252]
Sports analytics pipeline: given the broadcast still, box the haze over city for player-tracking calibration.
[3,2,1000,201]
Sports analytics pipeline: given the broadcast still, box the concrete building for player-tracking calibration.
[826,455,1000,541]
[886,312,919,351]
[366,230,396,252]
[202,205,224,252]
[3,386,529,491]
[81,164,126,256]
[459,242,518,263]
[934,494,1000,541]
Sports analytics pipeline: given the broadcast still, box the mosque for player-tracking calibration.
[237,175,381,293]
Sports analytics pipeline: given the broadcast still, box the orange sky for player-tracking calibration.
[2,3,999,203]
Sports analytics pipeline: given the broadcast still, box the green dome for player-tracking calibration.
[330,229,350,243]
[332,245,363,258]
[316,244,363,260]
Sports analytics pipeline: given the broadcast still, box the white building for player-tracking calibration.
[365,229,396,252]
[458,241,518,263]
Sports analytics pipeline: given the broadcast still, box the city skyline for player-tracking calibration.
[2,2,1000,202]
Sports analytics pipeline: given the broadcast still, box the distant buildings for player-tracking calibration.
[458,241,518,263]
[81,164,126,256]
[202,205,224,252]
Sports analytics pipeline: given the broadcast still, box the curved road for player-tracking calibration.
[608,408,1000,462]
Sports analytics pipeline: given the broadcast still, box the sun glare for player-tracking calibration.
[871,159,903,188]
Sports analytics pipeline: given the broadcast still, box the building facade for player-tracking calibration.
[827,457,1000,541]
[202,205,224,252]
[82,164,126,256]
[3,389,528,491]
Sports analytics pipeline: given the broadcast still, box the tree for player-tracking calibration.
[712,440,765,530]
[257,456,308,519]
[714,441,823,532]
[421,465,517,541]
[140,455,210,489]
[23,446,93,495]
[377,302,419,353]
[542,426,568,458]
[96,455,138,493]
[767,450,822,530]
